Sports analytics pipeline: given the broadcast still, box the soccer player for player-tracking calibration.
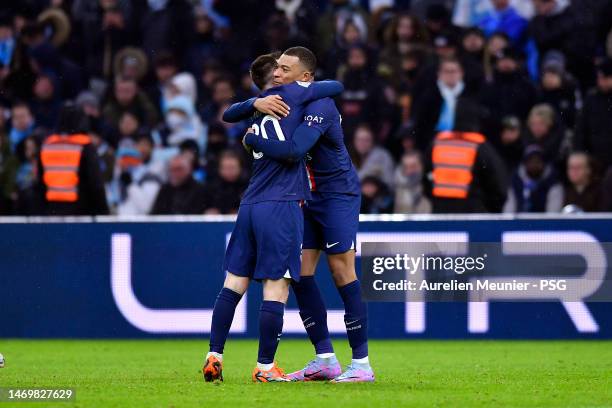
[224,47,374,383]
[203,53,344,383]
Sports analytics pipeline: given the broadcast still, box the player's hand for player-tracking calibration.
[242,128,255,155]
[253,95,290,120]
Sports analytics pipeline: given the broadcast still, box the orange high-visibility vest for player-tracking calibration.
[431,131,485,199]
[40,134,91,203]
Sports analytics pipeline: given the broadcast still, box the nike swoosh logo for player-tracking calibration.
[346,320,360,326]
[303,317,312,323]
[304,370,322,378]
[326,242,339,248]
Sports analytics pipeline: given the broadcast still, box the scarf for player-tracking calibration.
[436,80,465,132]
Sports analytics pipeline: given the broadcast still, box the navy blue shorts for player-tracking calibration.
[223,201,303,282]
[303,192,360,254]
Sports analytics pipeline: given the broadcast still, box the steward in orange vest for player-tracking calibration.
[38,106,109,215]
[424,131,507,213]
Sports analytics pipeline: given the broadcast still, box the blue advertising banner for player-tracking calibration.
[0,215,610,339]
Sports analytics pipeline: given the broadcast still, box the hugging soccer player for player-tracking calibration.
[224,47,374,383]
[203,53,344,383]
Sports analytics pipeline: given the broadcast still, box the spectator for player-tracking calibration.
[410,56,479,151]
[537,54,580,129]
[184,7,223,77]
[202,150,247,214]
[337,45,393,140]
[458,27,486,93]
[9,102,36,153]
[380,12,429,73]
[423,4,462,44]
[423,109,508,214]
[197,60,224,105]
[351,124,395,189]
[494,116,524,172]
[162,95,206,150]
[116,110,143,147]
[0,108,18,214]
[30,73,61,130]
[315,0,369,57]
[483,31,510,81]
[523,104,564,165]
[253,12,309,59]
[14,136,41,215]
[529,0,597,88]
[201,76,235,124]
[38,104,109,215]
[164,72,198,106]
[504,145,563,213]
[324,18,368,78]
[393,151,431,214]
[76,90,102,120]
[117,132,165,215]
[360,175,394,214]
[563,151,602,212]
[88,127,115,184]
[202,122,247,181]
[477,0,528,46]
[0,14,15,69]
[102,76,158,130]
[574,58,612,172]
[139,0,194,61]
[151,154,207,215]
[147,52,179,114]
[22,23,84,99]
[73,0,135,80]
[480,47,537,138]
[179,139,206,182]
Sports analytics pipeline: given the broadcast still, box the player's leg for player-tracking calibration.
[293,249,334,359]
[286,203,341,381]
[321,194,374,383]
[252,277,291,382]
[204,205,255,382]
[205,272,249,382]
[250,201,301,382]
[327,250,374,383]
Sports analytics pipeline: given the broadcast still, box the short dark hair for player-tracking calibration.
[438,56,463,71]
[283,46,317,73]
[56,102,91,134]
[154,51,177,68]
[135,130,154,146]
[250,53,278,90]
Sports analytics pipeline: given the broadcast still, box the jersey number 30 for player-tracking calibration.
[251,115,286,160]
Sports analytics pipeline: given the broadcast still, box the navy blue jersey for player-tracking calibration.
[241,82,340,204]
[302,98,361,195]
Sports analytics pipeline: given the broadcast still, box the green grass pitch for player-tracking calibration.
[0,339,610,407]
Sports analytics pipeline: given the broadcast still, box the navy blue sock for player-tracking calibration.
[209,287,242,354]
[292,276,334,355]
[257,301,285,364]
[338,280,368,360]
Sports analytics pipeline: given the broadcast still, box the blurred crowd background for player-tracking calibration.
[1,0,612,216]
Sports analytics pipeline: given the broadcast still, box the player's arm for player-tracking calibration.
[244,123,322,162]
[302,80,344,102]
[222,97,256,123]
[223,95,291,122]
[244,99,333,162]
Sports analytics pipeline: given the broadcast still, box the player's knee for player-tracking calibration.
[328,253,357,287]
[224,272,249,295]
[263,279,290,303]
[300,249,320,277]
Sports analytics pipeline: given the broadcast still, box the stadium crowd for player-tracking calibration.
[1,0,612,215]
